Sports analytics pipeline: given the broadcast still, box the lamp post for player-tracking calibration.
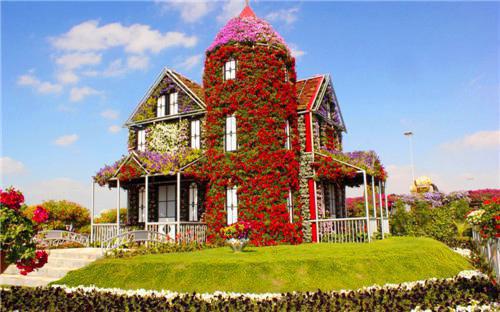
[404,131,415,183]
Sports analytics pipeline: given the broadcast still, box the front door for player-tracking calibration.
[158,184,176,238]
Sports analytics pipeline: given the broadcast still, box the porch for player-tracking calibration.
[90,172,207,245]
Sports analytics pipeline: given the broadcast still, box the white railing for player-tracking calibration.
[472,230,500,282]
[92,224,131,244]
[146,222,207,244]
[316,218,368,243]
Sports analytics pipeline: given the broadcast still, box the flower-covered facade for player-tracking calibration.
[93,5,387,244]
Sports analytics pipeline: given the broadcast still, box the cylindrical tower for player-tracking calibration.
[202,5,302,245]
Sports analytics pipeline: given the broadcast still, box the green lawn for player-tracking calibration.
[54,237,471,293]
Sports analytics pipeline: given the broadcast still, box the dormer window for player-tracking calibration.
[285,120,291,149]
[157,95,166,117]
[225,115,237,152]
[169,92,178,115]
[137,129,146,152]
[224,59,236,81]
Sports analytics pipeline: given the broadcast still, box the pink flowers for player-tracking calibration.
[207,16,289,53]
[0,187,25,210]
[32,205,49,224]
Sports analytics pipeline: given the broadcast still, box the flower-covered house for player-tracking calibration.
[92,5,389,245]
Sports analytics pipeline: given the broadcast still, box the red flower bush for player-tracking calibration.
[0,187,24,210]
[32,206,49,224]
[16,250,48,275]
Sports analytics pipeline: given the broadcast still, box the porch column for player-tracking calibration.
[116,179,120,234]
[378,180,384,239]
[90,181,95,243]
[145,175,149,231]
[176,171,181,241]
[362,171,371,242]
[371,176,377,218]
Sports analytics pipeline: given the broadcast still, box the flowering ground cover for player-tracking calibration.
[2,271,497,311]
[53,237,471,293]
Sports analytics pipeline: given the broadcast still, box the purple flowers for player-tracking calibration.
[320,147,386,179]
[207,16,289,53]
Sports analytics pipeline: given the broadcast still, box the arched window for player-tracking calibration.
[285,120,291,149]
[188,183,198,221]
[224,59,236,81]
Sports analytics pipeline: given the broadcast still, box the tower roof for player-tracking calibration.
[207,5,288,53]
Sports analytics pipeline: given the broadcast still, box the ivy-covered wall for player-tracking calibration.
[198,43,303,246]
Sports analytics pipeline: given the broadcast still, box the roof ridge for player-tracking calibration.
[297,74,326,82]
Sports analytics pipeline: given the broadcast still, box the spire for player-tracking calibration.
[239,2,256,18]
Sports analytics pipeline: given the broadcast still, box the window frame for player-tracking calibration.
[226,186,238,225]
[138,187,146,223]
[157,95,166,117]
[169,92,178,115]
[225,115,237,152]
[287,189,293,223]
[190,119,201,149]
[224,59,237,81]
[137,129,146,152]
[188,183,198,222]
[285,120,291,150]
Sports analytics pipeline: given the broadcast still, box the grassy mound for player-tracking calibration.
[54,237,471,293]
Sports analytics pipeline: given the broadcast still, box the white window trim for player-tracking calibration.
[138,187,146,223]
[224,59,236,81]
[137,129,146,152]
[285,120,291,150]
[226,186,238,225]
[287,189,293,223]
[328,184,336,218]
[188,183,198,221]
[157,95,166,117]
[190,120,201,149]
[169,92,178,115]
[225,115,237,152]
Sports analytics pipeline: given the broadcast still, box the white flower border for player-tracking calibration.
[44,270,490,303]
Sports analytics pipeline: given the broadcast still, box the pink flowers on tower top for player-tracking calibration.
[207,5,289,53]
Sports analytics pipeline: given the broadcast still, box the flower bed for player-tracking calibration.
[1,271,497,311]
[466,197,500,240]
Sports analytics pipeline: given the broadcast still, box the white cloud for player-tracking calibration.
[178,54,202,70]
[217,0,245,23]
[55,52,102,70]
[17,73,62,94]
[50,20,197,54]
[100,109,119,120]
[0,157,26,175]
[159,0,213,23]
[441,130,500,150]
[290,44,306,58]
[127,55,149,70]
[108,125,122,133]
[56,70,79,84]
[54,134,79,146]
[70,86,100,102]
[265,7,299,25]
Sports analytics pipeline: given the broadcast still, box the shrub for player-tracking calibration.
[1,275,498,311]
[94,208,127,224]
[466,197,500,240]
[106,241,213,258]
[23,200,90,232]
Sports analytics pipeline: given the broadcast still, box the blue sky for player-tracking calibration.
[1,1,499,211]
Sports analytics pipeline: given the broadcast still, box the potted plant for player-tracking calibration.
[220,221,252,252]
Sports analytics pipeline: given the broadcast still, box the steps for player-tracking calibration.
[0,248,103,287]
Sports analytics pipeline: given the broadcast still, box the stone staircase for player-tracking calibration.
[0,248,103,287]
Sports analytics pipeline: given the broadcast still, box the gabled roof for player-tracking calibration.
[296,75,325,111]
[125,67,205,126]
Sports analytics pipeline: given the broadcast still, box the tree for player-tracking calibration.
[95,208,127,224]
[23,200,90,232]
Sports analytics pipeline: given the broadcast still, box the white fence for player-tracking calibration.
[93,222,207,245]
[472,230,500,282]
[316,218,368,243]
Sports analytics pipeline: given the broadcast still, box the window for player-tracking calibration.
[287,189,293,223]
[225,115,237,151]
[284,66,289,82]
[224,59,236,81]
[169,92,178,115]
[188,183,198,221]
[226,186,238,225]
[190,120,201,149]
[285,120,291,149]
[138,187,146,223]
[327,184,336,218]
[158,184,176,219]
[157,95,166,117]
[137,129,146,152]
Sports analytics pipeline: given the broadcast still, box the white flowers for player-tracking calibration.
[452,247,472,258]
[147,120,189,153]
[50,270,488,302]
[466,209,486,226]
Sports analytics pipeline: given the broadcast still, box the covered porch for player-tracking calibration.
[90,153,207,245]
